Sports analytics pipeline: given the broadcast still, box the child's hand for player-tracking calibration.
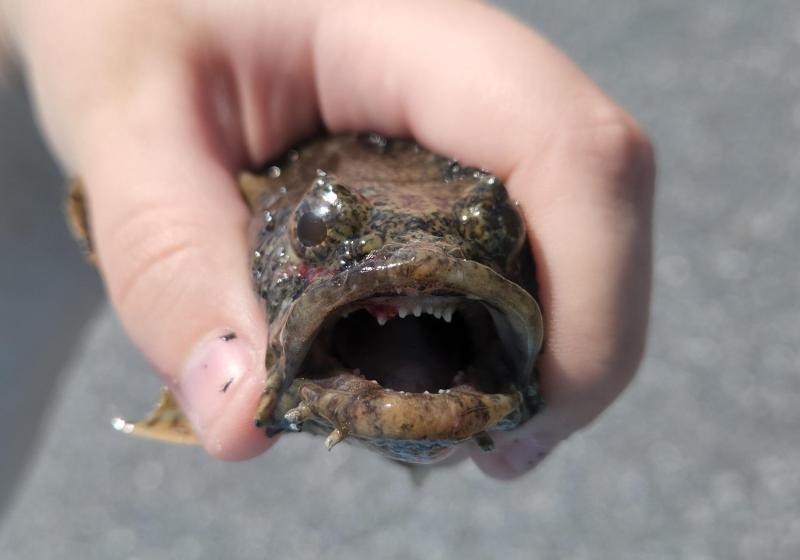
[6,0,654,477]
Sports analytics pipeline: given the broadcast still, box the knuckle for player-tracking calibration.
[99,204,203,316]
[567,103,656,192]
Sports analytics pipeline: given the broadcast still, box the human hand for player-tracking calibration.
[5,0,654,477]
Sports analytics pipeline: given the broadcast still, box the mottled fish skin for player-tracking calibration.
[244,133,544,463]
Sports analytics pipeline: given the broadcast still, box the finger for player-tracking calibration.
[74,67,272,460]
[471,120,654,478]
[308,1,655,476]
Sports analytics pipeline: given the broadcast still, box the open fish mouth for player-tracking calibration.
[266,246,544,462]
[311,294,525,395]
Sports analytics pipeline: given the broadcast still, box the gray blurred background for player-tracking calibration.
[1,1,798,559]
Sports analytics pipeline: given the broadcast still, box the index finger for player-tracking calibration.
[309,0,655,476]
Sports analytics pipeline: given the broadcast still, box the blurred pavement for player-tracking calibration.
[1,1,799,558]
[0,79,103,517]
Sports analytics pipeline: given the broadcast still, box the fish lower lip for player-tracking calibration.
[282,371,523,457]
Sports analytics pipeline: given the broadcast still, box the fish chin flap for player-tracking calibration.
[277,372,521,464]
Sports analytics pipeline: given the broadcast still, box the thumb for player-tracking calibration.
[75,84,272,460]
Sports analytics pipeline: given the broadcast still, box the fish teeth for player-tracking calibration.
[353,297,461,323]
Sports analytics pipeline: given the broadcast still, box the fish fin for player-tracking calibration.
[111,388,200,445]
[238,171,274,212]
[64,178,97,264]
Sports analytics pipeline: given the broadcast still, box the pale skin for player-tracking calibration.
[2,0,654,478]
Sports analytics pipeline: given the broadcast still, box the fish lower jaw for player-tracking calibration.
[279,372,521,463]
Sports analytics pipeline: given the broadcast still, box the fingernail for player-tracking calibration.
[179,331,253,437]
[505,437,552,473]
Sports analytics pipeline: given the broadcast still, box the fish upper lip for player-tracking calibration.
[276,247,543,396]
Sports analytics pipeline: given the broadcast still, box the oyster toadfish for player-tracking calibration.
[69,134,544,464]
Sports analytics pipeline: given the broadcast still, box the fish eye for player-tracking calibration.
[454,177,525,266]
[291,179,370,260]
[497,202,524,243]
[296,211,328,247]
